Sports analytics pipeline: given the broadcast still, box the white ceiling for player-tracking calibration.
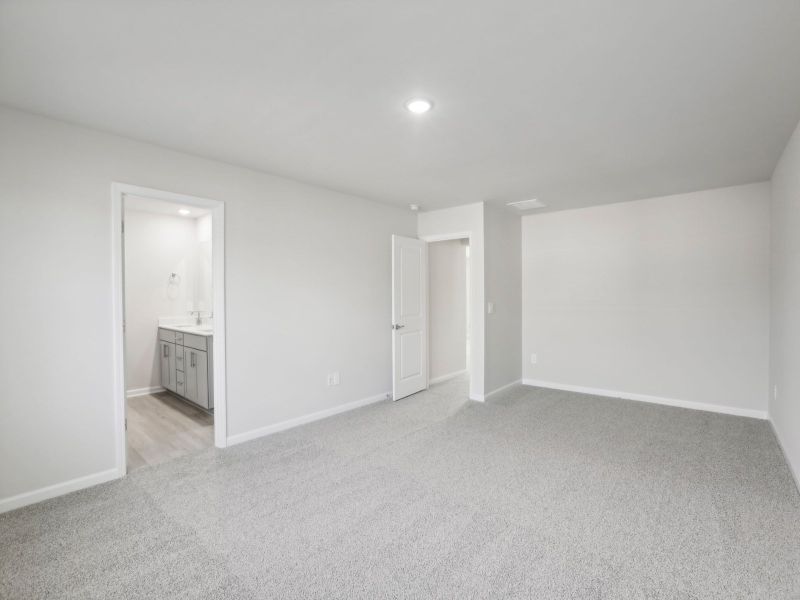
[2,0,800,212]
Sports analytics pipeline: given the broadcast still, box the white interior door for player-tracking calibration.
[392,235,428,400]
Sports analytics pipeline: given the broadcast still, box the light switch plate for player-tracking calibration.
[487,302,495,314]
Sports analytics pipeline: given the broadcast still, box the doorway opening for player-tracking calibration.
[111,184,227,476]
[391,232,477,402]
[428,238,470,389]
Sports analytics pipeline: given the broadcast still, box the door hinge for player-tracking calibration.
[125,418,128,431]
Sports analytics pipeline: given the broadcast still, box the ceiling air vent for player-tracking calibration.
[506,198,546,211]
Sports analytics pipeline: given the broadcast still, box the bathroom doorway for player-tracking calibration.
[111,184,227,475]
[428,237,470,390]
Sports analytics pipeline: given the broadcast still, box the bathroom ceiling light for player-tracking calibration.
[405,98,433,114]
[178,208,191,216]
[506,198,546,211]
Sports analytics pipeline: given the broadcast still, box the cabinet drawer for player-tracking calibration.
[175,332,184,345]
[158,328,176,343]
[176,370,185,385]
[176,380,185,395]
[183,333,207,351]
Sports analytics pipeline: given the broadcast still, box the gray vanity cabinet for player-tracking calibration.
[158,328,213,410]
[184,347,209,408]
[159,340,177,392]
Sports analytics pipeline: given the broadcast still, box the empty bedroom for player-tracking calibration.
[1,1,800,598]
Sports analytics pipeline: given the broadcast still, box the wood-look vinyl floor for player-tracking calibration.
[126,392,213,472]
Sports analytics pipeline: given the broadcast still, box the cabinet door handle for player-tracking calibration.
[163,345,168,357]
[191,352,196,367]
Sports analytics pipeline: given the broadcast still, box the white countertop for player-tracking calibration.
[158,323,214,337]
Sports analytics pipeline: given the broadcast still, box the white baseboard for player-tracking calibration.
[429,369,468,385]
[226,391,390,446]
[770,420,800,494]
[522,379,768,420]
[471,379,522,402]
[0,467,123,514]
[126,386,165,398]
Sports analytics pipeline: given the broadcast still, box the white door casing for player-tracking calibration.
[392,235,428,400]
[111,182,227,480]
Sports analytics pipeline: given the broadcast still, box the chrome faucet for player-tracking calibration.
[190,310,202,325]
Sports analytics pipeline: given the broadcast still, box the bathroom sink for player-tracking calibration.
[168,324,213,333]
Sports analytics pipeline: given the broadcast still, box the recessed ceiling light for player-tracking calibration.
[405,98,433,114]
[409,204,420,211]
[506,199,547,211]
[178,208,191,216]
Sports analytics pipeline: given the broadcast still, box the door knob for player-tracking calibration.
[392,324,405,330]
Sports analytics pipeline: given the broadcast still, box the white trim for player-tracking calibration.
[0,468,122,514]
[111,182,228,480]
[227,392,389,446]
[486,378,522,399]
[126,386,166,398]
[770,420,800,494]
[429,369,468,385]
[522,379,769,419]
[419,231,472,243]
[471,378,522,402]
[111,184,127,478]
[210,194,228,448]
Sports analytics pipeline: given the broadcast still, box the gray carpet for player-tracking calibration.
[2,377,800,599]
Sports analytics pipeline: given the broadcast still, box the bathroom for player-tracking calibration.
[123,195,215,472]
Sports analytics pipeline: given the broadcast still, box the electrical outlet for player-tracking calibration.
[530,354,538,365]
[327,371,340,386]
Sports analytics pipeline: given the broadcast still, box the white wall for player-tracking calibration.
[428,239,468,381]
[195,213,213,313]
[124,209,207,392]
[0,107,415,506]
[522,183,771,416]
[418,203,485,399]
[484,204,522,393]
[770,118,800,485]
